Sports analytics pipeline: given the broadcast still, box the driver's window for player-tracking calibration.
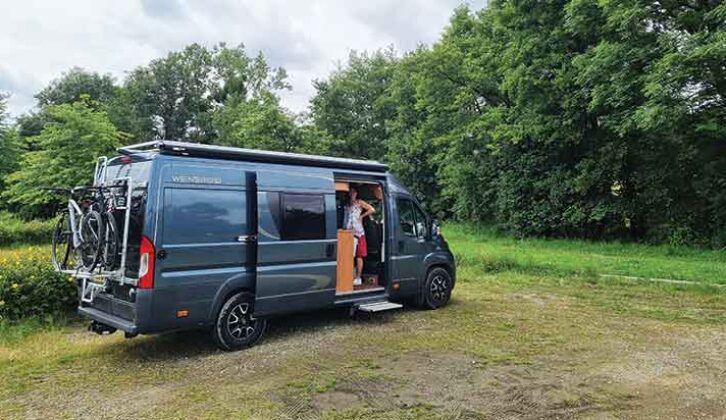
[397,199,417,237]
[412,203,428,239]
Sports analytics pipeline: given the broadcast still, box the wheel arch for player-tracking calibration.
[207,276,255,325]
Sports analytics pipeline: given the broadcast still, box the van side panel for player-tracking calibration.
[254,168,337,316]
[149,160,255,332]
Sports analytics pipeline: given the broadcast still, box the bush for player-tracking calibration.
[0,246,77,321]
[0,212,55,246]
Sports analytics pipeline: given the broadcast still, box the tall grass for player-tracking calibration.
[444,223,726,285]
[0,212,55,246]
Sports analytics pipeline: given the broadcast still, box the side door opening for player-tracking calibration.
[333,179,387,295]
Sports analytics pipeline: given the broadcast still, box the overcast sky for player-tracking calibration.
[0,0,486,118]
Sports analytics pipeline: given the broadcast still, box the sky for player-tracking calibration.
[0,0,486,118]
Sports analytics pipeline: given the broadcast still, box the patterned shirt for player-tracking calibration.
[344,202,366,237]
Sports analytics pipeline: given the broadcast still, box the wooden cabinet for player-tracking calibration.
[336,229,354,293]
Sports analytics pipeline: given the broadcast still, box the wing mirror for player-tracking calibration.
[431,219,441,238]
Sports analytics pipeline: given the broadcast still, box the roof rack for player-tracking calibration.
[118,140,388,172]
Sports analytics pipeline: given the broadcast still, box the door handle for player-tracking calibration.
[236,235,257,242]
[326,243,335,258]
[398,240,405,253]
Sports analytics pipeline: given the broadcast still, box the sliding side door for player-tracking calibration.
[254,167,337,316]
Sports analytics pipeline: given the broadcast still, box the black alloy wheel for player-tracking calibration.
[421,267,453,309]
[212,292,267,351]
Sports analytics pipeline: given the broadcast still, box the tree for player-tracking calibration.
[17,68,118,142]
[0,94,22,198]
[310,0,725,245]
[2,99,126,218]
[310,48,398,159]
[35,67,117,107]
[122,43,289,142]
[214,92,304,152]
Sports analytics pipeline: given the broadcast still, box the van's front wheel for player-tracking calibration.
[420,267,453,309]
[212,292,266,351]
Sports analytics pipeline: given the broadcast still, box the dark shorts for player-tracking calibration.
[355,235,368,258]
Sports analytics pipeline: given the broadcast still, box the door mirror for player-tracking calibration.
[431,219,441,237]
[415,221,427,239]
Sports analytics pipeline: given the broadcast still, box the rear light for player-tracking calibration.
[138,235,155,289]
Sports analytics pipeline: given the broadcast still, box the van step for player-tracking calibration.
[356,301,403,313]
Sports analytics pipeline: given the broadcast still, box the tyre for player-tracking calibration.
[51,213,77,270]
[101,212,119,270]
[212,292,267,351]
[80,210,103,271]
[420,267,453,309]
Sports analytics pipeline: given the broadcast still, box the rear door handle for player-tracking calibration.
[236,235,257,242]
[398,240,405,253]
[326,243,335,258]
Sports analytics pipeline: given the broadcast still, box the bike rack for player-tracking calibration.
[93,156,108,186]
[58,163,137,303]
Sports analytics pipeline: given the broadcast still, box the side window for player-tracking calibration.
[397,199,417,237]
[281,193,326,240]
[163,188,246,244]
[412,203,428,239]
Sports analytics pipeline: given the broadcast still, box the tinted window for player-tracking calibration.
[397,199,417,237]
[412,202,428,238]
[398,198,428,239]
[163,188,246,244]
[107,160,151,185]
[281,193,325,240]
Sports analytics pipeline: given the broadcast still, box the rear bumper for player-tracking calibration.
[78,306,138,334]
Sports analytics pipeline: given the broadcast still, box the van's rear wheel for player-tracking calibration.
[420,267,452,309]
[212,292,266,351]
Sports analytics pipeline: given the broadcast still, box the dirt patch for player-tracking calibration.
[313,391,361,411]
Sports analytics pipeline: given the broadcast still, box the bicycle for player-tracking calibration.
[87,184,122,271]
[50,187,105,272]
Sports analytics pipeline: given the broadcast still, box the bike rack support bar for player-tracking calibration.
[116,176,133,285]
[94,157,108,186]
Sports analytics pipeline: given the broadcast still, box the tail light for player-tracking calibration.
[138,235,155,289]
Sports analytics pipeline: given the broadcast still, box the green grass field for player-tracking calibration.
[1,224,725,418]
[447,224,726,285]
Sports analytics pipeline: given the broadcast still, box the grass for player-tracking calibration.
[0,224,725,418]
[0,212,55,247]
[446,223,726,285]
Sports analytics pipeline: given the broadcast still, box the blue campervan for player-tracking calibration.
[69,140,455,350]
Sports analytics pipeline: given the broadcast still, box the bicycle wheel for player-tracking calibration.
[101,211,119,271]
[51,212,77,270]
[80,210,104,271]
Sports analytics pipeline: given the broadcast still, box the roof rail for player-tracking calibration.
[117,140,389,172]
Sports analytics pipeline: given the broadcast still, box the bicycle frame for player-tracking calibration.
[67,198,84,249]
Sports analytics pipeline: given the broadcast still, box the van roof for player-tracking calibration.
[118,140,389,173]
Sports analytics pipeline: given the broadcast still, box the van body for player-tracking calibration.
[78,141,455,349]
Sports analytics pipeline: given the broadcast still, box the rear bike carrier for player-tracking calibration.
[56,167,138,303]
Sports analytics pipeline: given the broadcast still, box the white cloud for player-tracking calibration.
[0,0,486,118]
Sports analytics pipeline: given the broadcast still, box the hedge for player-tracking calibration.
[0,246,77,321]
[0,212,55,246]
